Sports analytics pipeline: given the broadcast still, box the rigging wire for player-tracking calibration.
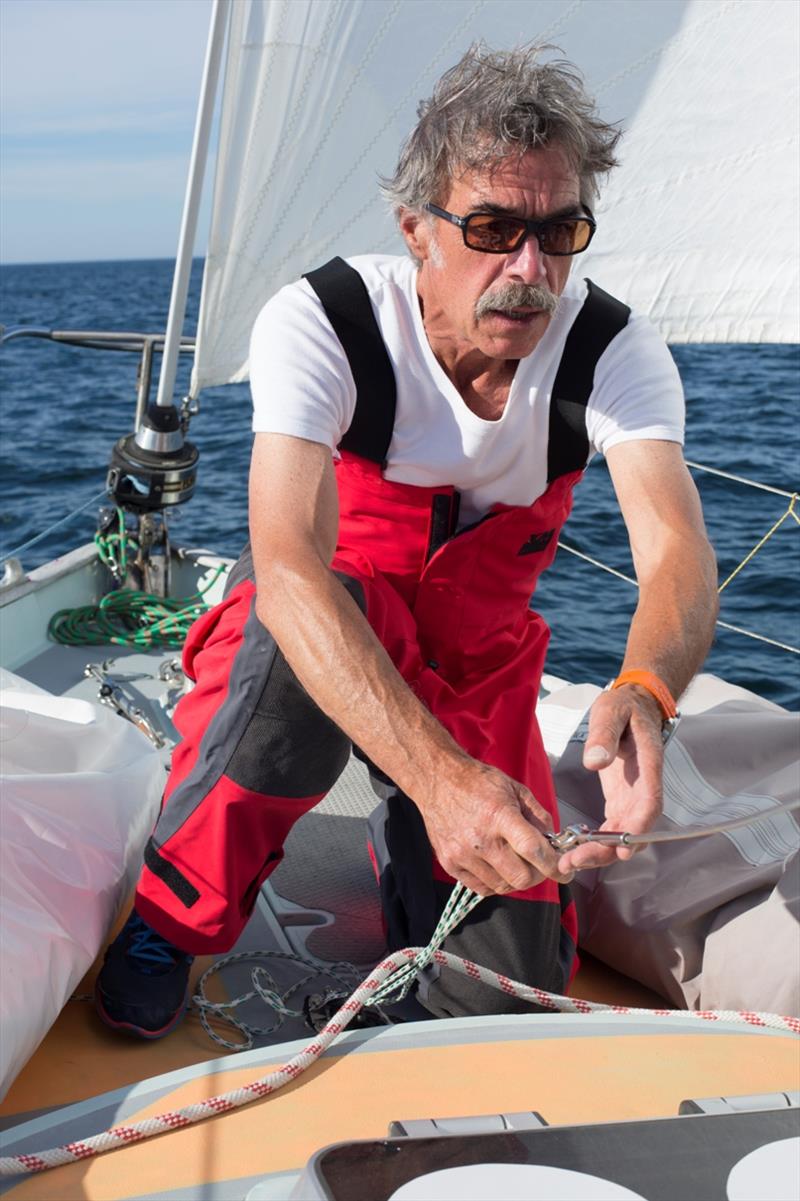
[4,468,797,657]
[717,494,798,594]
[557,465,800,655]
[685,460,797,499]
[557,541,800,656]
[2,489,109,562]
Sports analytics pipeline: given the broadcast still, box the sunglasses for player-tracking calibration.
[425,203,596,256]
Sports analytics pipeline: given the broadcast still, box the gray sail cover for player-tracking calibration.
[542,674,800,1017]
[192,0,799,393]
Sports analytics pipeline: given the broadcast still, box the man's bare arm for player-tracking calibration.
[559,440,718,872]
[249,432,570,894]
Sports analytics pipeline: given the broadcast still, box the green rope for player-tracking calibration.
[48,506,226,649]
[370,882,483,1006]
[48,566,226,650]
[94,507,134,579]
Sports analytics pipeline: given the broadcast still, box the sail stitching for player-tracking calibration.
[596,0,738,96]
[232,0,341,271]
[535,0,585,44]
[599,137,796,206]
[257,0,491,289]
[248,0,405,273]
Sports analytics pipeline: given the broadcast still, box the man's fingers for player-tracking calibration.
[422,765,576,896]
[494,808,573,883]
[485,843,546,891]
[558,844,617,873]
[558,838,642,874]
[514,788,553,830]
[435,844,501,894]
[454,868,498,897]
[583,697,627,770]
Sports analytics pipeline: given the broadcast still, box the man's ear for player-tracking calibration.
[399,208,431,262]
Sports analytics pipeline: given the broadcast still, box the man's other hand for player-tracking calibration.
[557,684,664,874]
[418,760,574,896]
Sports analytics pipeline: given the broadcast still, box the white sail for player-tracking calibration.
[191,0,799,394]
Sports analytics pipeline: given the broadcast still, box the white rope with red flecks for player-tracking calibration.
[1,936,798,1178]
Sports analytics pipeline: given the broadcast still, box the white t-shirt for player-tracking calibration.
[250,254,684,526]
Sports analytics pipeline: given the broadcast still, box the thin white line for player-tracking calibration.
[556,541,800,654]
[685,461,797,499]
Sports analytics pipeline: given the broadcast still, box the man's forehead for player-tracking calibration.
[449,148,580,207]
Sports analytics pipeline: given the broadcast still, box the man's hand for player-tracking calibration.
[554,439,718,875]
[557,684,665,874]
[418,759,574,895]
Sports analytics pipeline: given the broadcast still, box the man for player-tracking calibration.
[96,44,717,1036]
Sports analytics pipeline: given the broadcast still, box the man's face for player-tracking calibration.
[405,145,582,361]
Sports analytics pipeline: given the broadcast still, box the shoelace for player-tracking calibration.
[127,916,192,975]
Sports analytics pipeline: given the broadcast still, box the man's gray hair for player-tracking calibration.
[382,43,621,213]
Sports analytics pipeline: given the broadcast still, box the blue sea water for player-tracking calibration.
[1,258,798,707]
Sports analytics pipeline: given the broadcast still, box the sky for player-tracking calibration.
[1,0,214,263]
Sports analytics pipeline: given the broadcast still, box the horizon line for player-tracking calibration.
[1,254,206,268]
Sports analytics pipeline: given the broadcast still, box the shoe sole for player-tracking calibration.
[94,979,190,1040]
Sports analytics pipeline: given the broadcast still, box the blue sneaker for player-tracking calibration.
[95,911,194,1039]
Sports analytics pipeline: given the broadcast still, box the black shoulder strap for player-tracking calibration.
[547,279,631,483]
[303,257,397,466]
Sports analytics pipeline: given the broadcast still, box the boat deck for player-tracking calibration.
[2,603,675,1132]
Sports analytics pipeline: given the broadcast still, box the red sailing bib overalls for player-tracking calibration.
[135,258,630,1018]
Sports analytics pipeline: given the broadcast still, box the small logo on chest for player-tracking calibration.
[517,529,555,556]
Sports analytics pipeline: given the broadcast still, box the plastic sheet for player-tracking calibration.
[0,670,164,1099]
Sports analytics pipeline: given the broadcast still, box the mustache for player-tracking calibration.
[474,282,560,320]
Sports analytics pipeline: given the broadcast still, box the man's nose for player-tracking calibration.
[505,232,547,282]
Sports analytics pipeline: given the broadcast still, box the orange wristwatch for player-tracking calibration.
[609,669,678,720]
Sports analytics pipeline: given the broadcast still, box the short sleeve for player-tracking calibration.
[249,279,356,449]
[585,313,685,457]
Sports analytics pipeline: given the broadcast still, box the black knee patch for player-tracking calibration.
[424,884,570,1018]
[226,648,349,797]
[224,571,366,798]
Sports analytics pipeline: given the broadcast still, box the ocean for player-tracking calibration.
[1,258,798,708]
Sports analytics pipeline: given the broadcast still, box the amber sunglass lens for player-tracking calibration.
[465,214,526,251]
[541,219,591,255]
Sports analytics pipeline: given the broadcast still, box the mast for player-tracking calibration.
[155,0,231,409]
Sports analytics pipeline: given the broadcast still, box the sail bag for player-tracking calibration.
[542,673,800,1016]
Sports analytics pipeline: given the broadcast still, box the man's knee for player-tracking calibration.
[418,886,574,1020]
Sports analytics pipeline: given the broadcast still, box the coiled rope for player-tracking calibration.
[192,950,365,1052]
[1,882,797,1179]
[47,508,226,649]
[193,801,800,1051]
[47,578,223,650]
[191,881,482,1052]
